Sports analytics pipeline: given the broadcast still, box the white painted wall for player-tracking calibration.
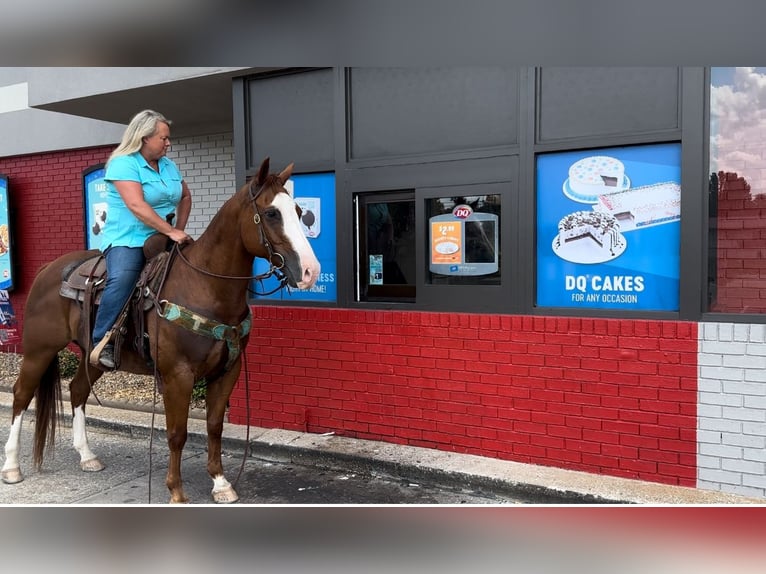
[166,132,236,239]
[698,322,766,498]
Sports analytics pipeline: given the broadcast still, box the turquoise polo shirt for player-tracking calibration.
[98,152,183,250]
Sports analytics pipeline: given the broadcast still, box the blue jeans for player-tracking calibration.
[92,246,145,344]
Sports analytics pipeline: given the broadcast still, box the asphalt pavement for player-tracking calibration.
[0,389,761,505]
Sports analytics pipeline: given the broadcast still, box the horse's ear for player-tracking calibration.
[255,157,270,186]
[278,163,294,185]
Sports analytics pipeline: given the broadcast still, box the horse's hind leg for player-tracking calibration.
[204,365,241,504]
[69,357,106,472]
[1,349,59,483]
[2,412,25,483]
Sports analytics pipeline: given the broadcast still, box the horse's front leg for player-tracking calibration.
[70,359,106,472]
[162,370,194,504]
[204,363,242,504]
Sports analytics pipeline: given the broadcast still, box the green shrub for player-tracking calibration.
[58,348,80,378]
[192,378,207,402]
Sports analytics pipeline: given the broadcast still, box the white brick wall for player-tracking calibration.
[166,132,236,239]
[698,322,766,498]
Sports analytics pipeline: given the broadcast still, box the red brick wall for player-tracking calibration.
[230,307,698,487]
[710,170,766,313]
[0,147,111,337]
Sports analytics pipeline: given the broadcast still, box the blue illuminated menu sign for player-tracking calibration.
[252,172,337,303]
[0,175,14,290]
[83,164,107,250]
[536,143,681,311]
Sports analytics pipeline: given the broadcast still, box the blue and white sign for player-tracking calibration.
[252,172,336,303]
[0,289,20,344]
[536,143,681,311]
[83,164,107,250]
[0,176,14,291]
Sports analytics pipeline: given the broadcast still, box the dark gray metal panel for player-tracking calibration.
[334,68,355,309]
[346,156,515,192]
[679,68,707,321]
[348,67,519,161]
[232,77,248,187]
[538,68,680,142]
[516,67,535,315]
[245,69,334,174]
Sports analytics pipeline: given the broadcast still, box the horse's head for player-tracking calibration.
[243,157,320,290]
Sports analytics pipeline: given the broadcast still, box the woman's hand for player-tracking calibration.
[166,228,191,244]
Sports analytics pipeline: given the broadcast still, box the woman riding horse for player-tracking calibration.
[1,156,319,503]
[90,110,192,370]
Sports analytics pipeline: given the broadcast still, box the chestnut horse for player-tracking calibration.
[1,158,320,503]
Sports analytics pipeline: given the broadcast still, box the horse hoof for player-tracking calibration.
[212,486,239,504]
[169,497,189,504]
[81,458,105,472]
[2,468,23,484]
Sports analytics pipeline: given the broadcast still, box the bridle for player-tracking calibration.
[172,179,290,296]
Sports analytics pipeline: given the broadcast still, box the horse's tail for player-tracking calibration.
[33,356,63,470]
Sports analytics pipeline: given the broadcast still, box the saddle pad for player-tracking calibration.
[62,254,106,291]
[59,251,169,313]
[59,283,104,305]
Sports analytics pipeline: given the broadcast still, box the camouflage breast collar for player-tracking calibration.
[158,302,252,371]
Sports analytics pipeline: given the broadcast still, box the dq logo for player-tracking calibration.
[452,204,473,219]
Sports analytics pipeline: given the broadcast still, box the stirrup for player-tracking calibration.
[89,334,113,368]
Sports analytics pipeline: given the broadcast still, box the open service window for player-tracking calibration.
[354,191,416,302]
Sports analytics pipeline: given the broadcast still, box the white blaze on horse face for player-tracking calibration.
[272,192,320,289]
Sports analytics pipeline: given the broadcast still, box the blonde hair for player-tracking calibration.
[107,109,172,164]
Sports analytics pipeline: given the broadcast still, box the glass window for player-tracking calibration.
[355,192,416,301]
[709,67,766,313]
[426,194,501,286]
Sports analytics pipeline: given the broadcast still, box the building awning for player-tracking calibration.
[30,67,273,138]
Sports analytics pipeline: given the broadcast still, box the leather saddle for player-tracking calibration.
[58,233,180,367]
[59,233,173,308]
[59,253,108,305]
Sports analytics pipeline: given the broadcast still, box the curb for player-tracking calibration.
[0,390,762,505]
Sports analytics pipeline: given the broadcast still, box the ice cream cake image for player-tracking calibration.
[553,210,626,263]
[565,156,628,203]
[593,182,680,231]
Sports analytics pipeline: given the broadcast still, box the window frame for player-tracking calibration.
[701,66,766,322]
[354,189,417,303]
[416,180,514,314]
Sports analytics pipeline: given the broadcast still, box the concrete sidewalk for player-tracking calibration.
[0,389,761,505]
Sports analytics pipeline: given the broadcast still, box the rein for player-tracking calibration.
[173,245,288,296]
